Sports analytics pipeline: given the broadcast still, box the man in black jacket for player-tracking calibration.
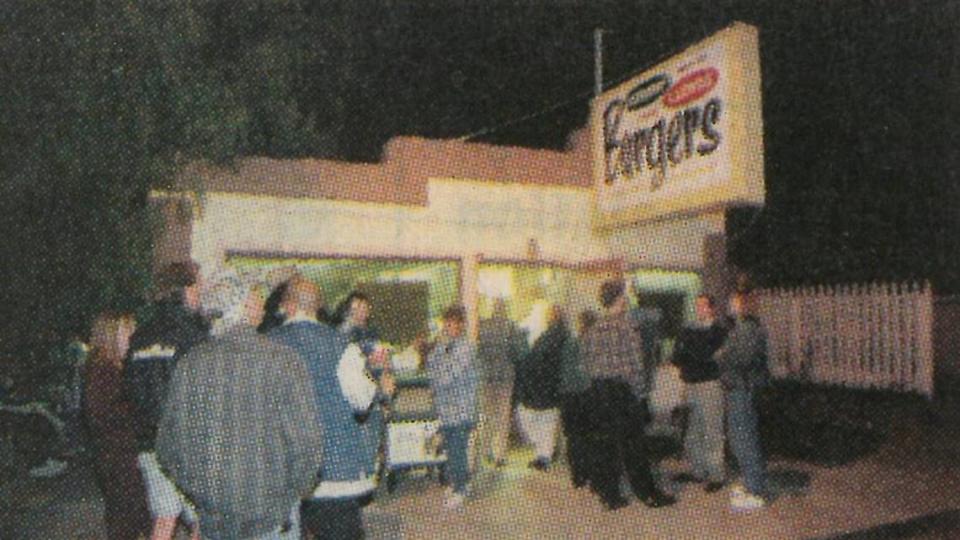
[671,294,728,493]
[515,305,567,471]
[127,261,209,540]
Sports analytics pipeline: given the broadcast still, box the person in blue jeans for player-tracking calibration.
[716,290,771,512]
[427,305,479,510]
[335,291,386,497]
[270,278,394,539]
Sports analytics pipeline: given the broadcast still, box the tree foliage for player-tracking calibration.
[0,0,325,362]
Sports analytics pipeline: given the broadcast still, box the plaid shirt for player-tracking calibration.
[581,312,649,398]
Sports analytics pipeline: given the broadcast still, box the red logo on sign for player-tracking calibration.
[662,68,719,107]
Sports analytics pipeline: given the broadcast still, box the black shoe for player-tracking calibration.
[672,472,701,484]
[704,481,725,493]
[603,497,630,511]
[638,491,677,508]
[357,492,375,507]
[528,458,549,471]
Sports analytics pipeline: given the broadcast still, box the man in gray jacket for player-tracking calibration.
[717,290,771,512]
[157,271,324,540]
[477,298,525,467]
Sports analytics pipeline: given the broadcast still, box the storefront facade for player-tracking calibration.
[153,23,764,343]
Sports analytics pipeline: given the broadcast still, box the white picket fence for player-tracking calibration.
[754,282,934,397]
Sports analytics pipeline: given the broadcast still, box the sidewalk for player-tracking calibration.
[3,395,960,539]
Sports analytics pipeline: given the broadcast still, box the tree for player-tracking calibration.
[0,0,325,369]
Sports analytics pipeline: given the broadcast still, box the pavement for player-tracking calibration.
[3,394,960,539]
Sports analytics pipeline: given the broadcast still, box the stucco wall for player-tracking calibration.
[604,212,725,270]
[189,178,607,277]
[171,129,724,276]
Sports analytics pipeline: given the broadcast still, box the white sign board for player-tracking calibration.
[593,22,764,228]
[386,419,446,467]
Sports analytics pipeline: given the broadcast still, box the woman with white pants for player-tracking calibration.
[515,305,568,470]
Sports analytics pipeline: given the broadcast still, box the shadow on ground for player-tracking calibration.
[808,508,960,540]
[758,382,924,467]
[768,467,811,498]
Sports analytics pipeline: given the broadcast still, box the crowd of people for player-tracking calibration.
[77,260,773,539]
[474,280,771,514]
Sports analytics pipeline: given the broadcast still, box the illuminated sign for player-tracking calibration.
[593,23,765,228]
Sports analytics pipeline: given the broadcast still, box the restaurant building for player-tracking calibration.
[151,23,763,347]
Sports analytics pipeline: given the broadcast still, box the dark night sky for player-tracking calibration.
[1,0,959,359]
[294,0,959,288]
[298,1,955,154]
[4,0,959,292]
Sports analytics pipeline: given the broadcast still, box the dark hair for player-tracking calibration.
[155,261,200,304]
[730,290,752,302]
[730,290,756,316]
[599,280,625,308]
[333,291,371,326]
[442,304,467,323]
[578,310,598,333]
[257,281,289,334]
[158,261,199,290]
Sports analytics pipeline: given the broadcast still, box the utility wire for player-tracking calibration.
[456,57,673,143]
[459,25,724,142]
[458,88,595,142]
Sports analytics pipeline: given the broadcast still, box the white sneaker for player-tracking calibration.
[444,493,465,510]
[29,458,68,478]
[730,488,766,512]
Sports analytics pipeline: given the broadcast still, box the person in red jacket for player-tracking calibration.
[84,311,150,540]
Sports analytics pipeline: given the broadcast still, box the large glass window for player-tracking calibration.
[477,263,575,321]
[228,255,460,347]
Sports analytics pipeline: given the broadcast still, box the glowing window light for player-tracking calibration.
[478,268,514,299]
